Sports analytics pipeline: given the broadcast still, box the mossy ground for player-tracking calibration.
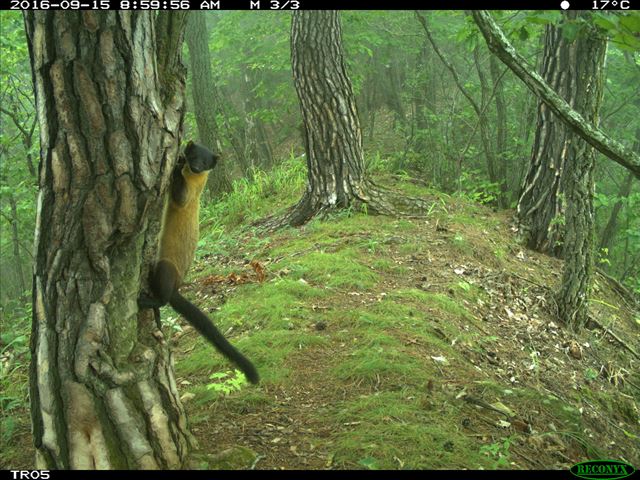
[171,172,639,469]
[1,167,638,470]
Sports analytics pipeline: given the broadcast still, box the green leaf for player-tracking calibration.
[618,12,640,33]
[592,15,618,32]
[525,12,562,25]
[561,22,580,42]
[358,457,380,470]
[613,32,640,51]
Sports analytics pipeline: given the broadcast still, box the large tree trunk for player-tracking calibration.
[516,13,607,253]
[264,11,429,228]
[516,16,587,255]
[185,12,232,196]
[557,25,605,331]
[25,11,194,469]
[510,12,607,329]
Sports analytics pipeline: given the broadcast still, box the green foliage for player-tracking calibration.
[583,368,599,382]
[597,247,611,267]
[206,370,249,395]
[479,436,513,469]
[0,12,38,303]
[592,12,640,51]
[457,170,502,206]
[199,152,306,234]
[0,296,30,448]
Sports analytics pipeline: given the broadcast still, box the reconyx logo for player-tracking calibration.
[570,460,635,480]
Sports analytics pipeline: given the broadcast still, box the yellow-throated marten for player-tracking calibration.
[139,142,259,384]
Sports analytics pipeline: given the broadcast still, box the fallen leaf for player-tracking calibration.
[250,260,266,282]
[180,393,196,403]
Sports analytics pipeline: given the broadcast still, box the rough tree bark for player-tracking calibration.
[556,16,606,330]
[185,12,232,196]
[515,13,607,256]
[262,11,430,229]
[25,11,194,468]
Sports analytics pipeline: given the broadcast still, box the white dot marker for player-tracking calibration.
[560,0,570,8]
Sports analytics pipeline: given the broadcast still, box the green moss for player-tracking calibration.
[331,391,493,469]
[276,250,380,290]
[371,258,409,275]
[332,331,422,383]
[218,279,327,328]
[391,289,474,321]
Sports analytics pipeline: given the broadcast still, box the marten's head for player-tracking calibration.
[184,141,218,174]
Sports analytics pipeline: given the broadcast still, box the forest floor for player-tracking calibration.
[1,174,639,470]
[175,176,639,470]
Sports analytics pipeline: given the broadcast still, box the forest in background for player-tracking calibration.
[2,11,638,306]
[0,10,639,470]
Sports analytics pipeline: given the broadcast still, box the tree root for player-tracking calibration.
[254,181,438,231]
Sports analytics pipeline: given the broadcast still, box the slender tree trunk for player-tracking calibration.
[413,37,439,181]
[25,11,194,469]
[490,55,509,204]
[384,54,406,126]
[598,123,639,258]
[472,46,502,204]
[242,67,274,169]
[8,194,27,294]
[514,90,537,194]
[262,11,430,229]
[599,171,634,256]
[358,59,379,142]
[185,12,232,196]
[413,40,431,154]
[209,83,252,176]
[418,12,509,207]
